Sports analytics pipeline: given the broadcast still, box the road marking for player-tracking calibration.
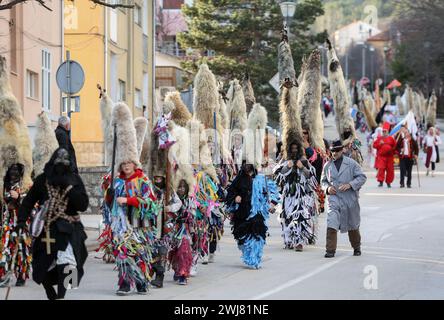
[364,193,444,197]
[375,255,444,265]
[250,256,349,300]
[378,233,393,241]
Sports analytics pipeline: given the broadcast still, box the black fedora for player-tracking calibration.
[329,140,344,152]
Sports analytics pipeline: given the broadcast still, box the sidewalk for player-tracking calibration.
[81,215,102,252]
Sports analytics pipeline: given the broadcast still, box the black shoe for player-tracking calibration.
[353,249,361,256]
[324,252,335,258]
[116,284,132,296]
[173,273,180,282]
[136,283,148,295]
[407,185,411,188]
[400,184,405,188]
[151,273,164,288]
[15,278,26,287]
[387,183,391,188]
[178,276,187,285]
[378,182,383,187]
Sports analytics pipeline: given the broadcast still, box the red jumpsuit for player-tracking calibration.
[373,135,396,184]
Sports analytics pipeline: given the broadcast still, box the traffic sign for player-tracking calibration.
[56,58,85,94]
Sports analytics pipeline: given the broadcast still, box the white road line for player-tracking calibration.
[379,233,393,241]
[375,255,444,265]
[250,256,349,300]
[364,193,444,197]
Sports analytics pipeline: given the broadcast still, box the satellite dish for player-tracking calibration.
[56,60,85,94]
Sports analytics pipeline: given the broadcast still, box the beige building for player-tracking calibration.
[0,1,63,142]
[64,0,156,167]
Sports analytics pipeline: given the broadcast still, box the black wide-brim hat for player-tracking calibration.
[330,139,344,152]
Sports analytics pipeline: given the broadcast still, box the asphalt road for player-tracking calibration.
[2,116,443,300]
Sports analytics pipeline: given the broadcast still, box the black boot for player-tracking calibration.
[136,282,148,295]
[116,280,132,295]
[15,278,26,287]
[378,181,383,187]
[353,248,362,256]
[324,251,335,258]
[151,273,164,288]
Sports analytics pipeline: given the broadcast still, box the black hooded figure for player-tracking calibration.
[17,147,89,300]
[226,163,267,245]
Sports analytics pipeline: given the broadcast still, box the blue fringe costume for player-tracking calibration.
[226,170,280,269]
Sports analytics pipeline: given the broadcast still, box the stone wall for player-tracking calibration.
[74,142,104,167]
[79,166,108,214]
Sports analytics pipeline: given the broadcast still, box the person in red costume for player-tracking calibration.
[373,122,396,188]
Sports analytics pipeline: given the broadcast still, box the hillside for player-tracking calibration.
[313,0,396,34]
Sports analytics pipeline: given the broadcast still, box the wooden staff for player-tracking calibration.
[162,152,171,239]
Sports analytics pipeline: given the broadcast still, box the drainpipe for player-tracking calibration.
[152,0,156,127]
[60,0,64,117]
[104,5,108,91]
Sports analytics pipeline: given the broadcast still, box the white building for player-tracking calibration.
[334,21,381,55]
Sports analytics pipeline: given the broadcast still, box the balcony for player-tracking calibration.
[157,41,186,57]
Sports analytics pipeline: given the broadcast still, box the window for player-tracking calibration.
[110,52,118,101]
[135,88,141,108]
[42,49,51,110]
[134,4,141,26]
[143,72,148,106]
[118,79,126,101]
[110,9,117,42]
[26,70,38,99]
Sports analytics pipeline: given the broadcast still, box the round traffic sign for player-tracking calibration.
[56,60,85,94]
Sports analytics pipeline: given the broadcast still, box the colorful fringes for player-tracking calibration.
[240,235,265,269]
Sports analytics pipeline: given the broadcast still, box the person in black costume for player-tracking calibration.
[17,148,89,300]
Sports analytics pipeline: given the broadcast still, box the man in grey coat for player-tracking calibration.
[321,140,367,258]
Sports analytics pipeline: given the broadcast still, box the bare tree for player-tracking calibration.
[0,0,135,11]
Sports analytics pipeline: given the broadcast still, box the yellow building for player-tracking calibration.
[64,0,155,167]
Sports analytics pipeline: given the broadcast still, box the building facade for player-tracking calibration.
[0,1,63,143]
[64,0,155,167]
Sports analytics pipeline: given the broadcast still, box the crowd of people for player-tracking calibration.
[0,32,440,301]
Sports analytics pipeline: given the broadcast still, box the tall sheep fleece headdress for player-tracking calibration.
[278,38,297,84]
[244,103,268,167]
[217,81,230,131]
[426,90,437,127]
[326,39,356,144]
[111,102,140,176]
[229,79,248,137]
[280,78,303,160]
[242,73,256,114]
[298,49,324,152]
[98,86,114,167]
[186,118,218,183]
[168,121,196,195]
[164,91,192,127]
[33,111,58,176]
[134,117,149,159]
[193,63,219,130]
[0,56,33,200]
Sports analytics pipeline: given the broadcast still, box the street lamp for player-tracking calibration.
[357,41,367,80]
[369,46,375,87]
[383,46,389,86]
[279,1,297,34]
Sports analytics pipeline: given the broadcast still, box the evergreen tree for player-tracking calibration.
[178,0,326,126]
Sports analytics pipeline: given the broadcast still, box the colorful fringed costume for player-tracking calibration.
[193,171,224,263]
[97,172,115,263]
[106,169,159,290]
[168,196,196,279]
[0,183,32,284]
[274,160,319,248]
[226,170,279,269]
